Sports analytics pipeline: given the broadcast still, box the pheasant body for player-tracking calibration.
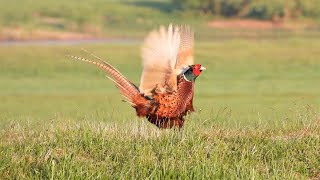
[68,24,205,128]
[136,74,194,128]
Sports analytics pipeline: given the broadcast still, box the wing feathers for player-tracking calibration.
[140,24,181,95]
[175,25,194,70]
[139,24,194,95]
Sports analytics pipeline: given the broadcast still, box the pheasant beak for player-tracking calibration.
[200,66,206,71]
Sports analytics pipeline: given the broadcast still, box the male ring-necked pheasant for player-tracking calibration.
[68,24,205,128]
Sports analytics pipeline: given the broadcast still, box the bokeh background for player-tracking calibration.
[1,0,320,40]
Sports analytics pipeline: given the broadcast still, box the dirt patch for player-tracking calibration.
[207,19,313,30]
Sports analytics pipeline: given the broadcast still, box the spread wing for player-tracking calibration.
[139,24,180,95]
[175,25,194,71]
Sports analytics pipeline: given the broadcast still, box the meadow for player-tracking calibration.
[0,37,319,179]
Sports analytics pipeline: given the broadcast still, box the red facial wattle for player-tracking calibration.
[193,69,201,76]
[193,64,202,76]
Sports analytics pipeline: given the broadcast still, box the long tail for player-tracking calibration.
[67,55,140,105]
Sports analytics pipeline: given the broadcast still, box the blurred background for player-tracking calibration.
[1,0,320,40]
[0,0,319,128]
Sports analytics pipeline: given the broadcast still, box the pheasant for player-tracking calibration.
[68,24,205,128]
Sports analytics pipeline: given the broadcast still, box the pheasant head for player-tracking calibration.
[183,64,206,82]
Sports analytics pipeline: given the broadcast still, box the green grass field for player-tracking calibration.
[0,38,319,179]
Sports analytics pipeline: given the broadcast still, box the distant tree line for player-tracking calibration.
[172,0,320,21]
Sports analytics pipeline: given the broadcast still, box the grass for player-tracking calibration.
[0,38,320,178]
[1,121,319,179]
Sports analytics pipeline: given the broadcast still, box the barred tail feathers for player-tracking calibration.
[67,55,140,105]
